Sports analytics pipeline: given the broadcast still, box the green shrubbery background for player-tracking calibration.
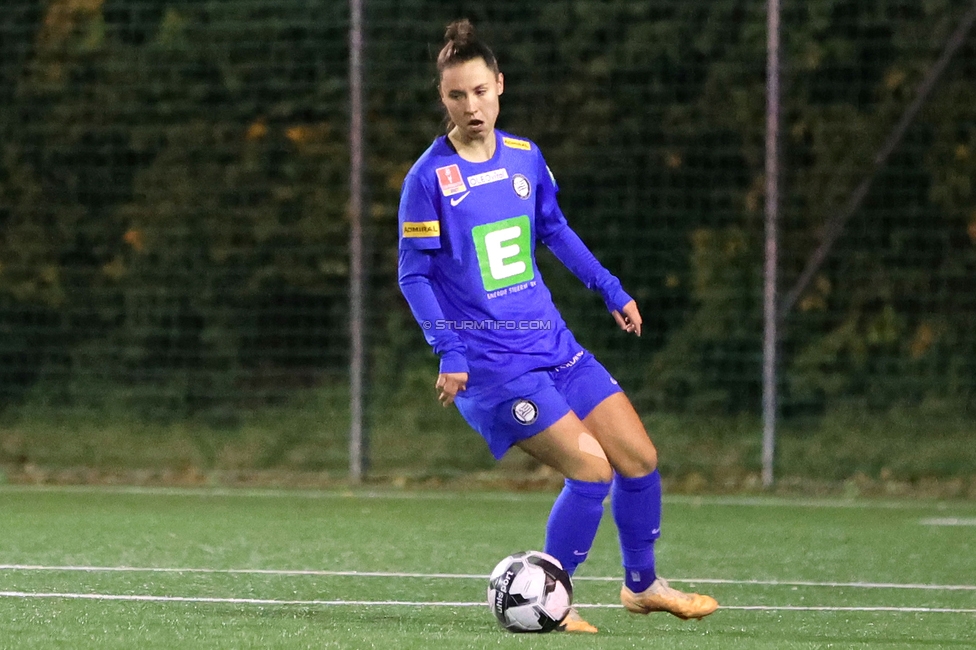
[1,1,975,488]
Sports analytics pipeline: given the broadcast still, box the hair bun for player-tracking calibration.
[444,18,475,46]
[436,17,498,84]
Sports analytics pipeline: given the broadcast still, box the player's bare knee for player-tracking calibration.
[616,446,658,478]
[576,457,612,483]
[641,445,658,474]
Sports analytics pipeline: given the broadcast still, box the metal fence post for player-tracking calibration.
[348,0,366,483]
[762,0,782,489]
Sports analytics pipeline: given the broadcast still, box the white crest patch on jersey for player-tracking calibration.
[512,174,531,200]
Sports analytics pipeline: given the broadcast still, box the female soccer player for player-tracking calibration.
[397,19,718,633]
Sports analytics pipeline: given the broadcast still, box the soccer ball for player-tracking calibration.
[486,550,573,633]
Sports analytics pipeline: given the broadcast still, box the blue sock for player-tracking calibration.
[612,470,662,593]
[543,478,611,576]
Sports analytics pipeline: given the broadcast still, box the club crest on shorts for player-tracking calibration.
[512,398,539,425]
[512,174,531,200]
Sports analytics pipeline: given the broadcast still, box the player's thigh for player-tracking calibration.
[517,411,613,484]
[582,392,658,478]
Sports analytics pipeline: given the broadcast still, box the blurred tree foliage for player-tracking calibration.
[0,0,974,420]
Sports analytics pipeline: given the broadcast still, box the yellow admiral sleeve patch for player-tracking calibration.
[502,136,531,151]
[402,221,440,238]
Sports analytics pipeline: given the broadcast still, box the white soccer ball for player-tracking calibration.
[486,550,573,633]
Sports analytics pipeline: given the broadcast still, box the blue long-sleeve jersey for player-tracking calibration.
[397,130,632,391]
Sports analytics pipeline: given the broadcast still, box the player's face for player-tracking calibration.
[439,58,504,142]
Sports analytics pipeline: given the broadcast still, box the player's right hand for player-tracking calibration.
[612,299,643,337]
[436,372,468,407]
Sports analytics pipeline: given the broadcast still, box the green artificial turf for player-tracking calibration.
[1,486,974,649]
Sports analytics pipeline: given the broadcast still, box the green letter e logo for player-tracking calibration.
[472,216,535,292]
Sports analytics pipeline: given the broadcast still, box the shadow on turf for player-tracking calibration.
[242,605,493,632]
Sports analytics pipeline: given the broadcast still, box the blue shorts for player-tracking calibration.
[454,351,623,460]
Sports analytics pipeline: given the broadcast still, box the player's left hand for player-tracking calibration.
[612,299,642,337]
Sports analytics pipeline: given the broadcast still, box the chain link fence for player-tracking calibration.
[1,0,974,482]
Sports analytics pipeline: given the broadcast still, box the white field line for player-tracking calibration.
[2,483,974,511]
[719,605,976,613]
[0,485,553,502]
[1,564,975,592]
[920,517,976,526]
[0,591,974,614]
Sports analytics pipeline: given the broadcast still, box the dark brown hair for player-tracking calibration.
[436,19,499,79]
